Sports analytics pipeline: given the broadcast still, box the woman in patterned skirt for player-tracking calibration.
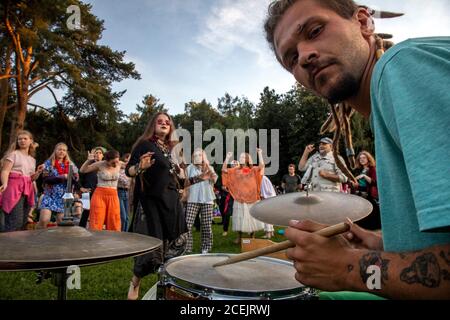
[37,142,79,228]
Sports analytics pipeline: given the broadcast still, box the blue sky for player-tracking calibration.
[31,0,450,116]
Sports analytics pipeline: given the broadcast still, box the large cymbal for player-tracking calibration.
[251,191,373,227]
[0,227,162,271]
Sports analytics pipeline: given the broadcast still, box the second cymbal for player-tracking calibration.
[250,191,373,226]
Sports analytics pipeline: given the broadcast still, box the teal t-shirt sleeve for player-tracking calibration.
[374,39,450,232]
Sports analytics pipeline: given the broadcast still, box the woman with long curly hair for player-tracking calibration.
[351,150,380,230]
[125,112,188,300]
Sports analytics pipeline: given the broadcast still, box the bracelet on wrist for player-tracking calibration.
[135,164,141,175]
[189,176,202,185]
[135,164,146,176]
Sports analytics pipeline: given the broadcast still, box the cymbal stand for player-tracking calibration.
[59,165,75,227]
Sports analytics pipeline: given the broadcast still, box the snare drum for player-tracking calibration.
[157,254,318,300]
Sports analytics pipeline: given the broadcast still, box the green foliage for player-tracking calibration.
[253,86,329,183]
[106,95,168,155]
[2,85,376,184]
[218,93,255,129]
[179,99,223,134]
[351,112,375,155]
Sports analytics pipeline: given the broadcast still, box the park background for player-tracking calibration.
[1,0,448,299]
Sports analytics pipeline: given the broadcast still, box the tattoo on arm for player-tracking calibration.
[439,250,450,266]
[347,264,354,273]
[400,253,440,288]
[442,270,450,281]
[359,251,390,285]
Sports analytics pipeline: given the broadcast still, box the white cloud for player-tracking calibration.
[197,0,449,62]
[196,0,277,67]
[191,0,449,113]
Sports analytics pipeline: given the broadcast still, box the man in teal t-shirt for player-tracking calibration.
[264,0,450,299]
[370,37,450,252]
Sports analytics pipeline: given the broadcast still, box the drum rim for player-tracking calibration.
[160,254,310,299]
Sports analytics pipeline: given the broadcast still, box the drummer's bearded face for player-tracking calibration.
[273,0,371,104]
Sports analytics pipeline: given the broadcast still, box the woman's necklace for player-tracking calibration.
[151,136,178,175]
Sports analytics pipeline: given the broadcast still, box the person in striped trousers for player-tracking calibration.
[184,149,218,254]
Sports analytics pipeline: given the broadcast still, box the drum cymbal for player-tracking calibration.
[0,227,162,271]
[251,191,372,226]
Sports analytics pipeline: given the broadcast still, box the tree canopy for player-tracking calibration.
[0,0,140,149]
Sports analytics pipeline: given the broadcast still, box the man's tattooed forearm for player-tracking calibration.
[400,253,440,288]
[442,270,450,281]
[348,264,354,273]
[359,251,390,284]
[439,250,450,266]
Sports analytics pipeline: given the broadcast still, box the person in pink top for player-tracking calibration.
[0,130,44,232]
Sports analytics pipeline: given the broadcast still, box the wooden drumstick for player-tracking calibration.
[213,222,350,268]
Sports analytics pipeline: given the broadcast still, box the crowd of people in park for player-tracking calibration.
[0,126,380,235]
[0,120,381,241]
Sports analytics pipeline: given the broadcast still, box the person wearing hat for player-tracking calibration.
[298,137,348,192]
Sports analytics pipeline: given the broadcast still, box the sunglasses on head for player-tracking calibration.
[157,119,171,126]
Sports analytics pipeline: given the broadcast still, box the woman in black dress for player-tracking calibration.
[126,112,187,300]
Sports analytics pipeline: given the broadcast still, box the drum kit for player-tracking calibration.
[0,184,372,300]
[156,192,372,300]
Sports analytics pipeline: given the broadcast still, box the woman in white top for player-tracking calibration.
[80,150,121,231]
[260,176,277,239]
[184,148,218,254]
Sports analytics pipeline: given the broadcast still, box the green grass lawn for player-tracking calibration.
[0,220,286,300]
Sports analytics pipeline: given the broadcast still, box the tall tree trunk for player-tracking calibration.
[0,80,8,150]
[9,78,28,145]
[8,40,33,146]
[0,46,13,151]
[5,9,33,145]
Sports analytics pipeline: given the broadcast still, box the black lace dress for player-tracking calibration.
[126,139,187,277]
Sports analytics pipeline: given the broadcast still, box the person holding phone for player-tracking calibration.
[78,146,105,228]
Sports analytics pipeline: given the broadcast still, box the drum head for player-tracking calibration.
[163,254,302,295]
